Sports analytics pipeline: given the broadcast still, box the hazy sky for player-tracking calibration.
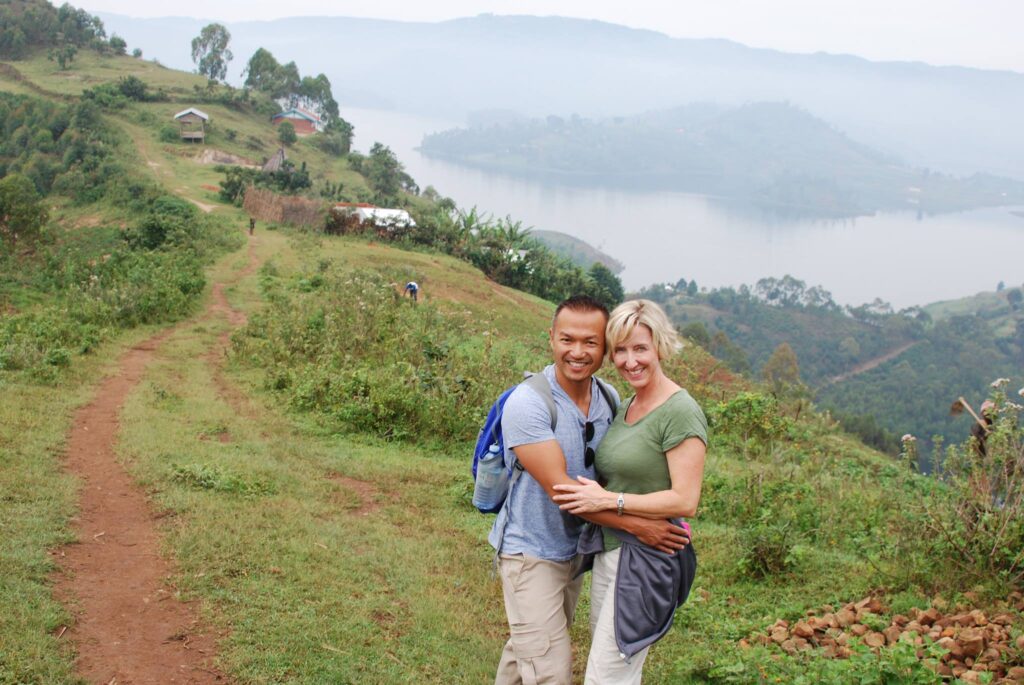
[77,0,1023,73]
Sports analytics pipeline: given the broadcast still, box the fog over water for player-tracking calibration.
[346,107,1024,309]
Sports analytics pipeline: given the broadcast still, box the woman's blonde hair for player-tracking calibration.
[605,299,682,361]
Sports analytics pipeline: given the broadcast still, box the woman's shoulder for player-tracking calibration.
[663,389,706,421]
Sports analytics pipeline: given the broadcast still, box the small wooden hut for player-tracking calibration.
[173,107,209,143]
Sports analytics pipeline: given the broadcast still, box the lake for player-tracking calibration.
[345,107,1024,309]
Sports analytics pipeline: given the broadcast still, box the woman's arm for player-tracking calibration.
[551,436,706,519]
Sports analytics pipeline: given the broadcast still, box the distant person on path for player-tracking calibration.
[249,217,255,235]
[491,295,690,685]
[554,299,706,684]
[404,281,419,302]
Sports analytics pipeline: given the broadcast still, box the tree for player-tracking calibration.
[191,23,232,83]
[242,47,282,92]
[762,342,802,396]
[1007,288,1022,310]
[0,174,49,248]
[588,262,624,308]
[131,47,142,58]
[277,121,297,146]
[48,41,77,69]
[365,143,404,198]
[109,34,126,55]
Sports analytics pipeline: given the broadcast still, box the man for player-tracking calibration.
[404,281,419,302]
[491,295,691,685]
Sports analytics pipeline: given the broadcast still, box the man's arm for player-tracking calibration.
[513,440,690,554]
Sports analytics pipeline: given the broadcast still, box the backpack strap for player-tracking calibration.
[594,377,619,418]
[522,372,558,432]
[491,371,557,575]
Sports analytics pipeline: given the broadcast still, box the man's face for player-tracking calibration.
[549,307,606,388]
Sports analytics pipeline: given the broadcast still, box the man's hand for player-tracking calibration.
[625,518,691,554]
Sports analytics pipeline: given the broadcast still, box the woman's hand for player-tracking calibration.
[552,476,616,514]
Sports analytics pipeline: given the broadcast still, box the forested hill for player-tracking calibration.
[419,103,1024,217]
[638,276,1024,453]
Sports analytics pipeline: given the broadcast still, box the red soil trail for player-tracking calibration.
[53,235,260,684]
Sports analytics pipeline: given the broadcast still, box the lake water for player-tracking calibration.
[345,107,1024,309]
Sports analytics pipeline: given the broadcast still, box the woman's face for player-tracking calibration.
[611,324,660,391]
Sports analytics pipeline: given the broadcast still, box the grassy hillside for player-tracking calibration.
[3,27,1024,685]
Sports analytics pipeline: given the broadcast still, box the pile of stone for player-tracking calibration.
[742,594,1024,683]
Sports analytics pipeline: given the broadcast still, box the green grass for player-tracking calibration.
[0,323,164,684]
[0,43,962,684]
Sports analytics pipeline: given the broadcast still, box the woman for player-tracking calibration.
[553,299,707,684]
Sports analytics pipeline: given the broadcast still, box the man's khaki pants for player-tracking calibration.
[494,553,583,685]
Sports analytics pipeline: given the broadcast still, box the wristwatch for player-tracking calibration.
[616,492,624,516]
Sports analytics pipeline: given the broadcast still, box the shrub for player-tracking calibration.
[897,379,1024,593]
[158,125,179,143]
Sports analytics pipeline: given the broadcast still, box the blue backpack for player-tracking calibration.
[472,372,617,514]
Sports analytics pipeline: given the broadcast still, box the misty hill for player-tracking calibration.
[420,102,1024,216]
[642,276,1024,452]
[97,12,1024,181]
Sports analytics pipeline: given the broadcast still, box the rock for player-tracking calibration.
[920,607,941,625]
[981,647,1002,664]
[794,637,811,651]
[952,613,977,628]
[864,632,886,649]
[835,608,856,627]
[959,627,986,658]
[770,626,788,644]
[792,621,815,639]
[937,636,963,660]
[1006,666,1024,681]
[836,632,850,646]
[850,623,869,636]
[933,662,953,677]
[773,618,790,628]
[992,613,1016,626]
[780,639,798,655]
[905,620,925,635]
[961,671,983,684]
[893,614,909,626]
[971,610,989,627]
[884,625,903,645]
[1016,635,1024,651]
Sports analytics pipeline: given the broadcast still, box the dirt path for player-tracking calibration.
[52,236,258,684]
[823,340,920,386]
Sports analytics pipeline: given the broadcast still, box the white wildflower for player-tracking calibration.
[1018,387,1024,398]
[901,434,916,443]
[991,377,1010,388]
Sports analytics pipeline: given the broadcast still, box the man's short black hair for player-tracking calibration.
[552,295,609,327]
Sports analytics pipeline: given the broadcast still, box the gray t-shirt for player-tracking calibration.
[488,365,619,561]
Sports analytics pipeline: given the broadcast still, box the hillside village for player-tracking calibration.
[2,2,1024,684]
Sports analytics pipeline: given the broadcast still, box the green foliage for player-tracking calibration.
[158,124,179,143]
[108,33,126,54]
[235,261,546,443]
[363,142,417,201]
[171,463,276,496]
[191,22,233,83]
[707,392,791,457]
[587,261,624,309]
[0,173,48,247]
[894,380,1024,593]
[0,93,121,202]
[0,0,107,59]
[217,162,312,206]
[709,636,946,684]
[276,120,297,146]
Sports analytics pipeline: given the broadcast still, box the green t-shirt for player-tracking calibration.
[595,390,708,549]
